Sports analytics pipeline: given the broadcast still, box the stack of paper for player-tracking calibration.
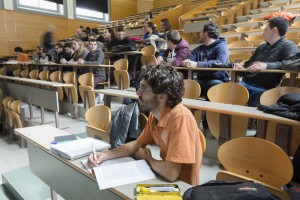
[50,137,111,160]
[82,157,156,190]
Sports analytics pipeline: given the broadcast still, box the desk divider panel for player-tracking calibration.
[28,87,59,112]
[27,142,122,200]
[2,81,30,102]
[184,21,209,33]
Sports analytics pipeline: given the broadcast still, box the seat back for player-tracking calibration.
[218,137,293,188]
[49,70,63,100]
[10,111,23,128]
[141,46,155,56]
[78,72,94,87]
[50,70,62,82]
[10,100,22,116]
[140,55,156,66]
[20,69,29,78]
[183,79,201,99]
[39,70,49,81]
[13,69,21,77]
[63,72,76,84]
[199,129,206,153]
[207,82,249,140]
[114,59,128,71]
[114,70,130,90]
[2,97,13,129]
[280,77,300,87]
[63,72,77,103]
[207,82,249,105]
[79,85,95,108]
[228,41,253,48]
[2,96,12,108]
[85,105,111,133]
[29,69,39,79]
[260,86,300,106]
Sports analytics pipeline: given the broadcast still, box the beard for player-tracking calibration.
[138,95,159,111]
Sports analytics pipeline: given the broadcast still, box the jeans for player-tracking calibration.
[238,81,267,107]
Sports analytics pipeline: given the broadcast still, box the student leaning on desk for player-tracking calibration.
[88,65,202,186]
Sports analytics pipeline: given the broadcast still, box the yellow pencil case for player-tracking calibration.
[136,184,183,200]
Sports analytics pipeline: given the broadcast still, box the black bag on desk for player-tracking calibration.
[183,180,279,200]
[111,44,137,53]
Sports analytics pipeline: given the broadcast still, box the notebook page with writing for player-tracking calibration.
[81,157,134,175]
[92,158,156,190]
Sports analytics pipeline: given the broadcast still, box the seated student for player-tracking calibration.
[157,18,172,56]
[156,30,189,67]
[182,22,229,98]
[60,42,75,72]
[39,47,53,64]
[81,30,89,42]
[77,39,105,88]
[67,39,89,64]
[88,32,104,50]
[75,28,83,39]
[60,42,75,64]
[182,22,228,134]
[88,65,202,186]
[6,46,30,76]
[104,27,118,51]
[234,17,298,107]
[14,46,29,62]
[141,22,159,50]
[51,43,64,64]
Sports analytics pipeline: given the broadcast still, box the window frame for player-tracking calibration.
[13,0,67,18]
[73,0,110,23]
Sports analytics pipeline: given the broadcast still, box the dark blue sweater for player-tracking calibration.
[188,38,229,81]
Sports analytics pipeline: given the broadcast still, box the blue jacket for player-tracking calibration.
[188,38,229,81]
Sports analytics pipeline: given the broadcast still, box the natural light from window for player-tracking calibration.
[76,7,107,21]
[17,0,64,15]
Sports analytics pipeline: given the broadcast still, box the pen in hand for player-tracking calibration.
[92,142,98,166]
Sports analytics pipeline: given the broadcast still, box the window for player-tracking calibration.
[14,0,65,16]
[75,0,110,22]
[0,0,3,9]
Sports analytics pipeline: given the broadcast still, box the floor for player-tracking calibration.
[0,97,220,199]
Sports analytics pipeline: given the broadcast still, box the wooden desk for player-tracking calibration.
[220,27,300,38]
[221,21,267,31]
[175,67,299,86]
[105,51,144,78]
[14,125,192,200]
[93,89,300,154]
[0,75,73,128]
[27,63,112,88]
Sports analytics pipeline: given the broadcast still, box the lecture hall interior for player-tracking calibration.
[0,0,299,199]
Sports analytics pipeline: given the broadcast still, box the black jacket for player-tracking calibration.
[110,102,141,148]
[258,93,300,120]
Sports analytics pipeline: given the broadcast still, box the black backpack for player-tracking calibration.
[183,181,279,200]
[111,44,137,53]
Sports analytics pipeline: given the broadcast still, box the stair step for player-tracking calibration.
[0,185,15,200]
[2,166,51,200]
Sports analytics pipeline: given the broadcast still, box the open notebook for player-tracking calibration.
[81,157,156,190]
[50,137,111,160]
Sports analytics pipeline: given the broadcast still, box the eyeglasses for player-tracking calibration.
[139,86,152,94]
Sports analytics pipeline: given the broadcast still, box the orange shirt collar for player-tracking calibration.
[156,107,172,128]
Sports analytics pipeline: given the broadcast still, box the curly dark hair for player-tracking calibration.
[141,65,184,108]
